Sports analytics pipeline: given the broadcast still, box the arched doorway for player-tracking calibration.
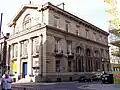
[94,50,100,71]
[76,46,84,72]
[85,48,92,72]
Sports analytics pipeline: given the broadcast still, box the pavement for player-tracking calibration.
[12,81,120,90]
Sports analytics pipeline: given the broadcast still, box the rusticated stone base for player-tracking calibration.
[34,73,96,82]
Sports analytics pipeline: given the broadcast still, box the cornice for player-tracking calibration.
[8,2,109,36]
[46,25,109,48]
[7,25,46,41]
[43,2,109,36]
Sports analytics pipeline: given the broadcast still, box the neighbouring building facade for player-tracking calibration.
[109,44,120,71]
[0,33,10,76]
[7,2,110,82]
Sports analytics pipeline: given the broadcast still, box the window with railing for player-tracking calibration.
[55,38,61,53]
[65,21,70,32]
[54,16,60,28]
[67,41,72,54]
[21,40,28,57]
[33,37,39,55]
[13,44,18,58]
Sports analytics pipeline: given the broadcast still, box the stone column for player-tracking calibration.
[10,44,13,61]
[6,45,10,71]
[27,38,33,76]
[17,42,21,76]
[9,44,13,75]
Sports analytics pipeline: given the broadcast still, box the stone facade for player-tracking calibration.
[7,2,110,82]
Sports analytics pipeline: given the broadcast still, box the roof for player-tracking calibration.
[8,2,109,35]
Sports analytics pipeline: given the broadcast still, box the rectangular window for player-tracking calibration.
[68,61,72,72]
[13,44,18,58]
[107,64,109,71]
[93,32,96,41]
[66,21,70,32]
[24,41,28,56]
[99,35,102,41]
[21,42,24,56]
[67,41,72,54]
[21,41,28,57]
[55,38,61,53]
[86,29,89,38]
[76,30,79,35]
[33,37,39,54]
[76,26,80,35]
[56,60,60,72]
[54,16,60,28]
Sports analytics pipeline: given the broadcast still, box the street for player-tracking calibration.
[12,81,120,90]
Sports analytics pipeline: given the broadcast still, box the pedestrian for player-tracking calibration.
[1,72,12,90]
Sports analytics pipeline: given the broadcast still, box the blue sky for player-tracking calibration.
[0,0,109,34]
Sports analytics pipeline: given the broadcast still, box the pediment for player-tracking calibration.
[8,4,40,27]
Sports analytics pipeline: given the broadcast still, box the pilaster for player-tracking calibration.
[17,42,21,75]
[6,45,10,71]
[27,38,33,76]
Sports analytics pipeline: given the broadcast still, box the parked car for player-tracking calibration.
[91,75,98,81]
[94,73,103,81]
[78,76,92,82]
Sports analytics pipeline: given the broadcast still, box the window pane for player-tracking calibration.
[56,60,60,72]
[68,61,72,72]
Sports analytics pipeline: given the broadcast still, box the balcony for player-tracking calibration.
[67,52,74,58]
[54,49,63,57]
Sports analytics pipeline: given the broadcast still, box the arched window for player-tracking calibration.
[76,46,81,54]
[94,50,99,57]
[23,14,31,30]
[86,48,91,56]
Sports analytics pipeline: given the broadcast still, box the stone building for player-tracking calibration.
[7,2,110,82]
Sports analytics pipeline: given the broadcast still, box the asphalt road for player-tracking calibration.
[12,81,101,90]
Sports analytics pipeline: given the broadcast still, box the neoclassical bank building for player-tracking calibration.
[7,2,110,82]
